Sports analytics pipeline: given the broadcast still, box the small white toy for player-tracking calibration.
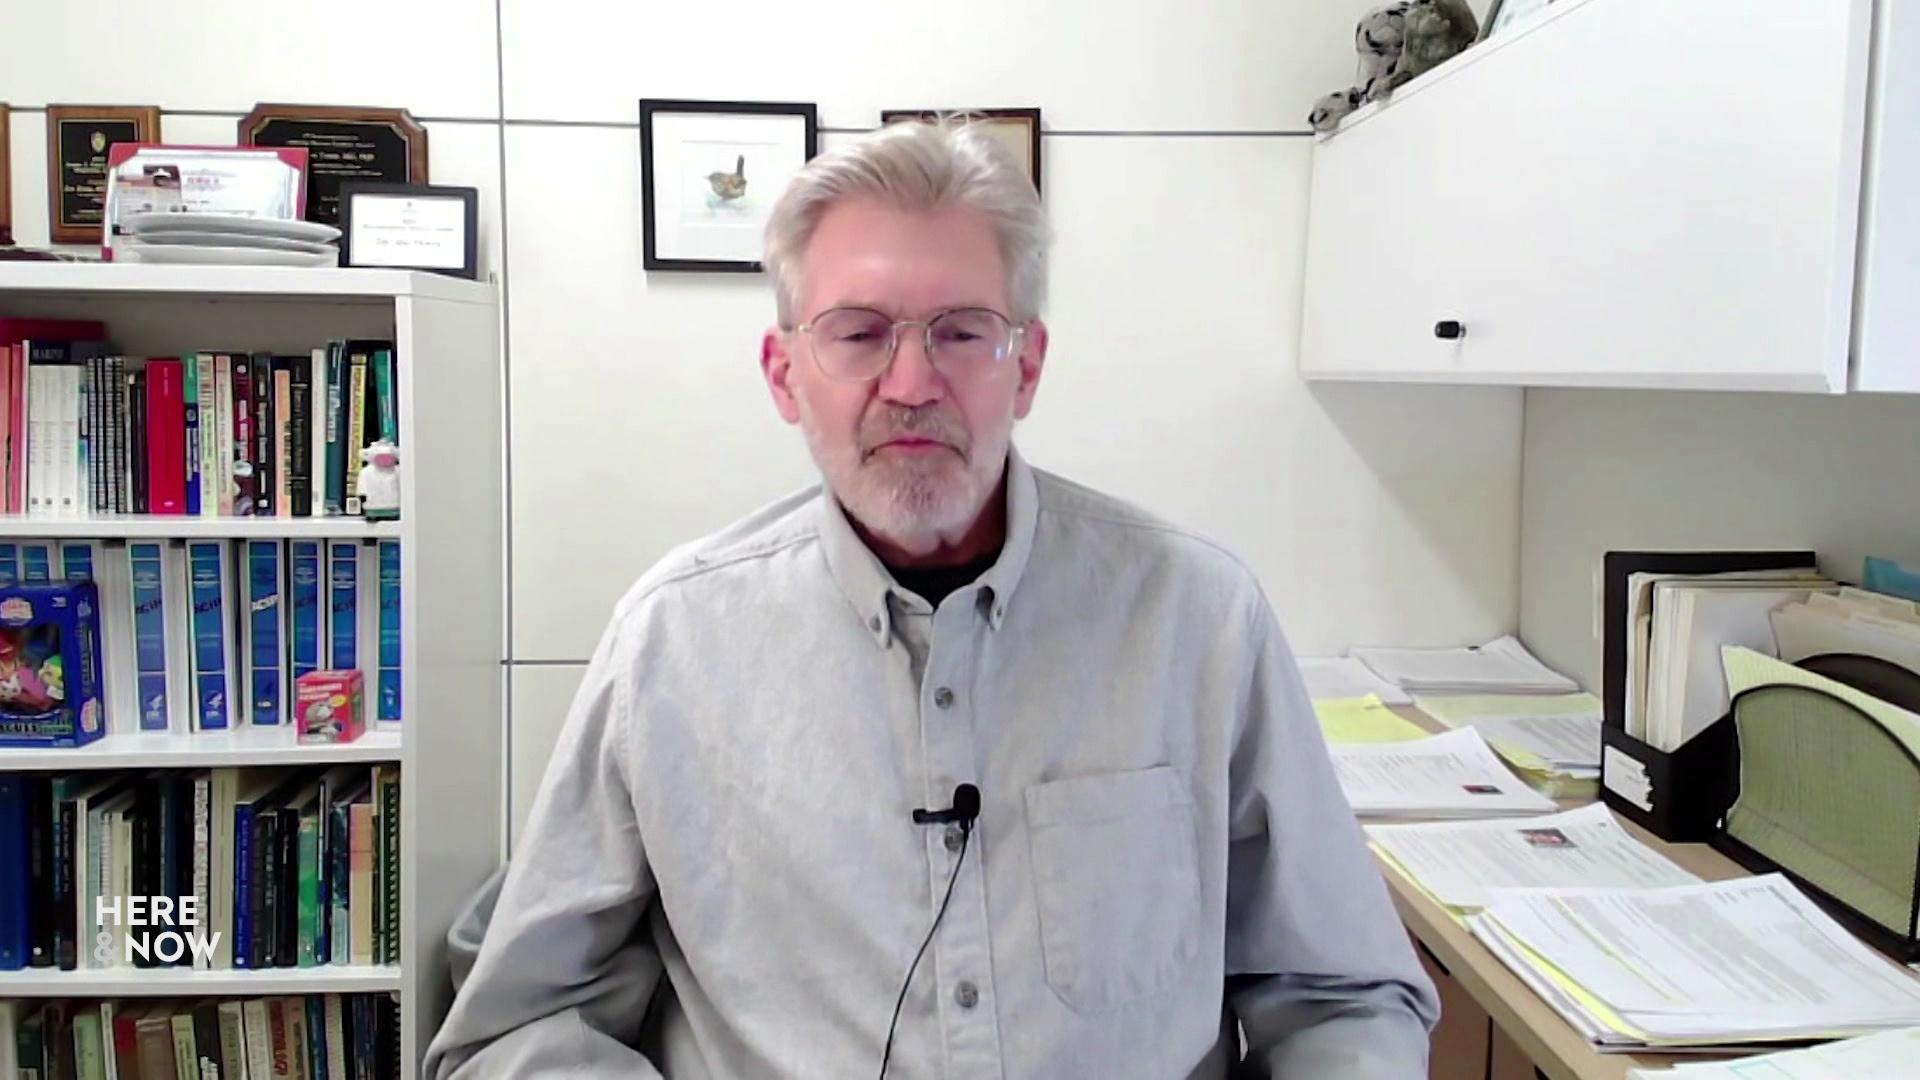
[357,439,401,521]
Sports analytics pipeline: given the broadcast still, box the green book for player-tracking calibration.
[72,1010,107,1080]
[298,808,321,967]
[373,347,398,444]
[323,341,346,515]
[380,768,401,964]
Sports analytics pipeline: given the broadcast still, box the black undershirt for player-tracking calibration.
[888,551,1000,607]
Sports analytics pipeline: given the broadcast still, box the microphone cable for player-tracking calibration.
[878,818,973,1079]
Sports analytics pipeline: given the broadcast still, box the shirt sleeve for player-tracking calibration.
[1224,602,1440,1078]
[422,613,666,1079]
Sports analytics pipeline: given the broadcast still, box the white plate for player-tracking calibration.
[119,243,339,268]
[122,211,342,244]
[122,231,337,255]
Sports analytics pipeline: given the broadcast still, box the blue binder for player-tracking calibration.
[130,542,172,731]
[187,540,234,730]
[248,541,286,726]
[378,540,401,721]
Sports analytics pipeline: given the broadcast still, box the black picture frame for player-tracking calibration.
[880,108,1043,198]
[337,181,478,279]
[638,98,819,273]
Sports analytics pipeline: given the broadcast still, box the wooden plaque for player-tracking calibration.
[240,104,429,228]
[46,104,160,244]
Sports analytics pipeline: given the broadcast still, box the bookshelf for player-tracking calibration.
[0,264,504,1079]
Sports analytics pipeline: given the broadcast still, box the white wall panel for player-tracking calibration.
[1518,389,1920,690]
[504,125,1523,660]
[1,0,498,119]
[508,663,587,850]
[498,0,1385,130]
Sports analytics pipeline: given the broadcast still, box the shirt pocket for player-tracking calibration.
[1024,765,1203,1013]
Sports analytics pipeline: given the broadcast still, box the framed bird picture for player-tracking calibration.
[638,98,820,272]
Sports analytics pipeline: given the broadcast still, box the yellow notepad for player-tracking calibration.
[1315,695,1430,744]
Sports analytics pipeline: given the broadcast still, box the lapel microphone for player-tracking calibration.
[911,783,981,827]
[881,783,983,1079]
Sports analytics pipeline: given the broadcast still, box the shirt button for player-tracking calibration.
[868,615,882,632]
[933,686,955,709]
[944,823,965,853]
[955,981,979,1009]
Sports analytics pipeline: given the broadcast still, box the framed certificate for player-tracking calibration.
[241,104,429,227]
[338,182,478,278]
[47,104,161,244]
[0,103,12,245]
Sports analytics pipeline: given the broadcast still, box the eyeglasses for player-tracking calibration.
[794,306,1025,383]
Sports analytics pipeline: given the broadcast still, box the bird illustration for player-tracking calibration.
[706,155,747,201]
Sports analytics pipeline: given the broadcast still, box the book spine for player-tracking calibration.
[274,366,292,520]
[373,348,397,444]
[297,812,319,967]
[0,775,27,969]
[52,795,75,969]
[217,1002,247,1079]
[109,357,125,513]
[192,773,211,969]
[255,811,278,970]
[26,776,52,967]
[252,353,274,516]
[324,996,347,1080]
[348,802,373,966]
[289,359,313,518]
[197,353,217,517]
[25,356,43,514]
[146,359,186,515]
[323,343,345,516]
[305,996,326,1080]
[378,541,401,722]
[276,811,298,968]
[134,1016,174,1080]
[187,541,233,730]
[243,1000,274,1080]
[86,357,101,513]
[308,348,325,520]
[379,770,399,965]
[343,352,368,514]
[327,543,359,670]
[73,1009,107,1080]
[215,354,234,516]
[234,804,254,969]
[328,802,351,967]
[184,355,202,516]
[267,998,291,1080]
[61,365,79,517]
[285,995,310,1080]
[193,1002,222,1080]
[232,356,256,517]
[21,541,50,582]
[249,540,286,726]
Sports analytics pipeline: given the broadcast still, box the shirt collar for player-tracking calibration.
[817,445,1039,647]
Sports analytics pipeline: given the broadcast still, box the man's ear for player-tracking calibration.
[762,328,803,425]
[1011,319,1050,421]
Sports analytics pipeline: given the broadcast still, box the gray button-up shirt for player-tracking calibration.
[426,449,1437,1079]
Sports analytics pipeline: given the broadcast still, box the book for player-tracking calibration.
[323,997,347,1080]
[210,768,239,970]
[282,996,310,1080]
[0,543,17,584]
[145,359,187,515]
[376,767,400,965]
[248,540,288,726]
[216,1001,247,1079]
[348,801,374,965]
[252,351,274,517]
[323,342,345,516]
[199,353,220,517]
[21,541,52,582]
[185,540,240,730]
[308,348,326,518]
[232,354,256,517]
[129,368,148,514]
[296,788,322,967]
[191,771,212,969]
[26,775,51,967]
[90,540,139,734]
[215,353,235,516]
[376,541,400,722]
[372,347,397,444]
[0,774,28,969]
[289,357,314,518]
[184,354,202,516]
[134,1009,177,1080]
[191,1002,222,1080]
[343,348,369,515]
[73,1006,108,1080]
[242,999,273,1080]
[274,365,293,520]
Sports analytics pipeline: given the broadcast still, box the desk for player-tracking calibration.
[1377,709,1749,1080]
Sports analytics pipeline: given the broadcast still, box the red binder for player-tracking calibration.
[145,358,187,514]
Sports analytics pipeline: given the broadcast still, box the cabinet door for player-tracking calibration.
[1853,0,1920,392]
[1303,0,1873,392]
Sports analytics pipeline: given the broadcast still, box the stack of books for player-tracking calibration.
[0,319,399,519]
[0,765,402,973]
[0,537,400,739]
[0,993,398,1079]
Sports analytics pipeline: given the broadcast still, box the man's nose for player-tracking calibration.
[875,329,944,408]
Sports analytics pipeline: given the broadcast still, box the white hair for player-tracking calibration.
[763,117,1049,328]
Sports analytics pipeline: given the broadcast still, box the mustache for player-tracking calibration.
[858,405,970,458]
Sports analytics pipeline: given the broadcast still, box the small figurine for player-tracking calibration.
[357,439,401,521]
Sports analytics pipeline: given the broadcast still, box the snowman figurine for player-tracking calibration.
[358,439,402,520]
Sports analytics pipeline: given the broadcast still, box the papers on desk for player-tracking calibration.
[1314,695,1430,744]
[1352,635,1578,695]
[1368,803,1697,912]
[1628,1026,1920,1078]
[1773,587,1920,676]
[1413,692,1604,798]
[1329,728,1557,818]
[1468,874,1920,1051]
[1297,656,1413,705]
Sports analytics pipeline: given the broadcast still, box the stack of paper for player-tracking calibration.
[1628,1026,1920,1078]
[1621,568,1834,750]
[1368,804,1697,913]
[1772,587,1920,675]
[1296,656,1413,705]
[1314,695,1430,744]
[1352,635,1578,695]
[1413,693,1604,797]
[1469,875,1920,1052]
[1329,728,1557,818]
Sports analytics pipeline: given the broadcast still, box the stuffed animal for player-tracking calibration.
[1309,0,1480,132]
[357,439,401,521]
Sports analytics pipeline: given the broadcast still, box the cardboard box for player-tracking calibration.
[295,669,365,744]
[0,581,106,748]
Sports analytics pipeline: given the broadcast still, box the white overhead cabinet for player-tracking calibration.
[1300,0,1915,394]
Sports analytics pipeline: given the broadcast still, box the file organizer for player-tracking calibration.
[1712,653,1920,961]
[1599,550,1817,840]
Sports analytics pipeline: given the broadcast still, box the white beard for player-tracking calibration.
[798,399,1011,556]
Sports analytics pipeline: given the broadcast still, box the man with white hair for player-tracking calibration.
[426,120,1437,1078]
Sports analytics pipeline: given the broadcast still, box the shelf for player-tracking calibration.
[0,964,402,997]
[0,726,401,770]
[0,515,401,540]
[0,263,495,306]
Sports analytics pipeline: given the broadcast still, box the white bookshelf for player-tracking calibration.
[0,964,404,998]
[0,264,504,1080]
